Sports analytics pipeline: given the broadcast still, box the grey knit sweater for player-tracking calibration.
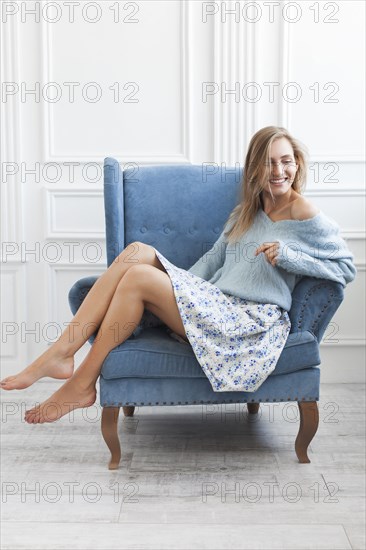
[187,207,357,312]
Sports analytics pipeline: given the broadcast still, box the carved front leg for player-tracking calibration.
[295,401,319,463]
[123,406,135,417]
[247,403,260,414]
[101,407,121,470]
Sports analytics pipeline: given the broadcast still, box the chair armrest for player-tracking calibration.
[68,276,100,315]
[289,277,344,343]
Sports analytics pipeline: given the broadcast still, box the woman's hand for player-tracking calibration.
[255,241,280,266]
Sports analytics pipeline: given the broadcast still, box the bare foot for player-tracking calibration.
[0,348,74,391]
[24,377,96,424]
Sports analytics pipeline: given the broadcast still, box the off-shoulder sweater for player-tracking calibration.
[187,207,357,312]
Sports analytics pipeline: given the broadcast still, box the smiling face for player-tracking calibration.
[264,137,298,199]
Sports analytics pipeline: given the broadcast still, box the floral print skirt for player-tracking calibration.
[137,247,292,393]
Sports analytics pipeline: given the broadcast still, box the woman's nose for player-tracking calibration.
[271,163,285,176]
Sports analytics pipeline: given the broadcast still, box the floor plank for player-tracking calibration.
[1,522,352,550]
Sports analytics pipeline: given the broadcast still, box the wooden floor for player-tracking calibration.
[1,382,365,550]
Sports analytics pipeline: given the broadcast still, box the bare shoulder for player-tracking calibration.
[290,197,321,221]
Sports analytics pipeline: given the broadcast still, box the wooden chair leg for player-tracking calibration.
[122,405,135,417]
[295,401,319,463]
[247,403,260,414]
[101,407,121,470]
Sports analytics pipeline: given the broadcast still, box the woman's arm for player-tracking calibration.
[187,226,228,281]
[275,234,357,287]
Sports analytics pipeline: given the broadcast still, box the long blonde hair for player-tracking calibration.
[224,126,309,245]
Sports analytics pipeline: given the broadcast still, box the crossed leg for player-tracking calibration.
[0,242,179,390]
[0,243,188,423]
[24,259,188,423]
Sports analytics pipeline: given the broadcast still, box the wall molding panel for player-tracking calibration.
[44,188,105,239]
[47,264,106,344]
[41,2,193,164]
[1,265,28,367]
[1,15,23,253]
[281,7,364,163]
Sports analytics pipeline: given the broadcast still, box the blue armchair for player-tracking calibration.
[68,158,344,469]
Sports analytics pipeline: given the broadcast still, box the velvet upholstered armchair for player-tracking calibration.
[68,158,344,469]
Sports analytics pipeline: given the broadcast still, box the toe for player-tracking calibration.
[34,409,46,423]
[0,378,13,388]
[1,376,26,390]
[24,413,34,423]
[25,406,39,421]
[1,376,13,383]
[30,411,41,424]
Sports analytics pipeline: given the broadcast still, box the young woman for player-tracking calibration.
[0,126,357,423]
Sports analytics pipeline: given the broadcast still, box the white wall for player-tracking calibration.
[1,0,365,382]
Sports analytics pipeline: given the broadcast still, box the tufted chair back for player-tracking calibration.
[103,158,243,269]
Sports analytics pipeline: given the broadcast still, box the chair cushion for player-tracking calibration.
[100,328,320,381]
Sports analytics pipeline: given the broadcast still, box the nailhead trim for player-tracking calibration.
[296,283,335,333]
[101,397,320,407]
[311,294,334,333]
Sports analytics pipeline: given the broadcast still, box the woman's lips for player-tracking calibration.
[269,178,287,185]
